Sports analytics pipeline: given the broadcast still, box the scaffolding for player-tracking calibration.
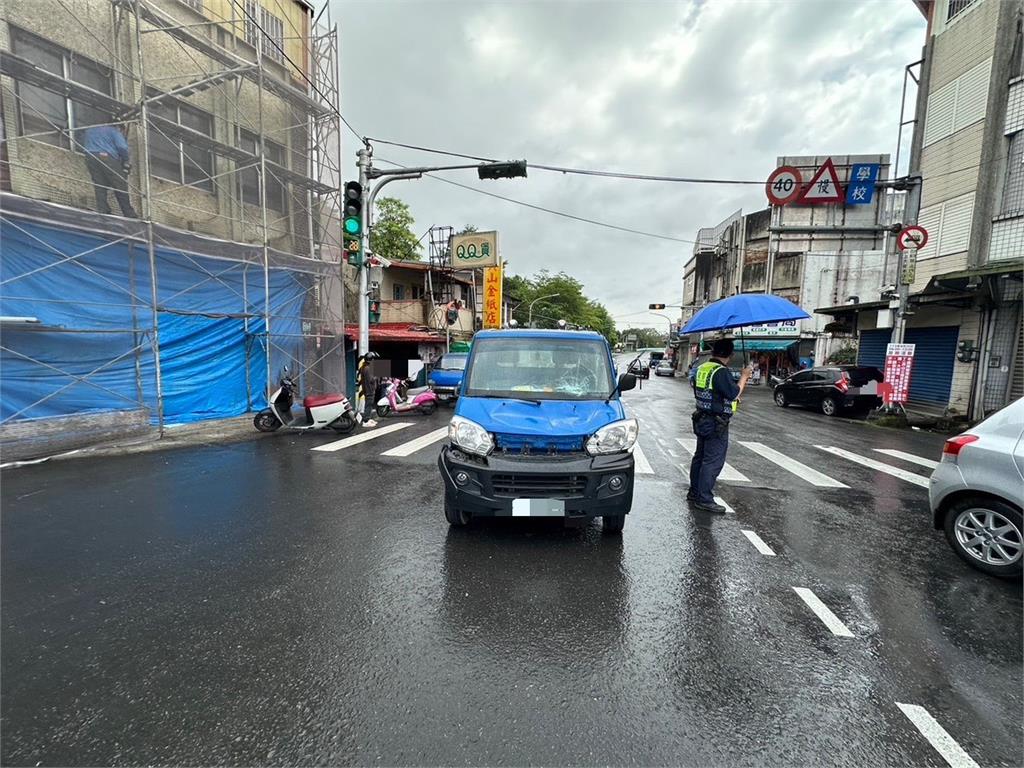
[0,0,351,452]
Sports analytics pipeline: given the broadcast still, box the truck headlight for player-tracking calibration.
[428,378,436,386]
[449,416,494,457]
[586,418,639,456]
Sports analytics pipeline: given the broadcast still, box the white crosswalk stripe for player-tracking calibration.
[873,448,940,469]
[675,438,749,482]
[741,529,776,556]
[380,426,449,457]
[714,496,736,514]
[312,422,412,452]
[792,587,855,637]
[632,442,655,475]
[738,441,848,488]
[814,445,930,488]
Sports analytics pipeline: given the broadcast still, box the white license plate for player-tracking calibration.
[512,499,566,517]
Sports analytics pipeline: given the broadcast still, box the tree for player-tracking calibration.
[619,327,666,349]
[501,269,618,345]
[370,197,421,261]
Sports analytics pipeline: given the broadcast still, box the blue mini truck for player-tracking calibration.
[438,328,639,533]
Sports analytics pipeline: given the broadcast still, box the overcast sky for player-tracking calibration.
[335,0,926,331]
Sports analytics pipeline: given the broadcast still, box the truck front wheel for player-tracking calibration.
[602,514,625,534]
[444,498,469,527]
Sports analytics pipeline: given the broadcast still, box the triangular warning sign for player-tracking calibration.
[796,158,844,204]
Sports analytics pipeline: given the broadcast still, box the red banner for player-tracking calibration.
[880,343,916,405]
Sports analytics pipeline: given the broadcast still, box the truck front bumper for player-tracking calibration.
[438,445,634,520]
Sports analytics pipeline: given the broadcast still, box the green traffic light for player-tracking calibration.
[344,216,361,235]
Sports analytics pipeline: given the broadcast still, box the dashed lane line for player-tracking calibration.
[738,441,849,488]
[714,496,736,514]
[895,703,980,768]
[740,529,776,556]
[873,448,940,470]
[311,422,412,452]
[675,438,750,482]
[380,426,449,457]
[792,587,855,638]
[632,442,655,475]
[813,445,930,488]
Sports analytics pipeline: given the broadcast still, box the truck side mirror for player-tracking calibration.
[619,373,637,392]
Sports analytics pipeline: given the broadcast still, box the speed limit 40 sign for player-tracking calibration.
[765,166,803,206]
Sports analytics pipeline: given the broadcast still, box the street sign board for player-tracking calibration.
[452,230,499,268]
[795,158,844,205]
[881,343,915,405]
[897,225,929,251]
[901,246,918,284]
[736,320,800,337]
[844,163,879,205]
[482,265,503,329]
[765,166,804,206]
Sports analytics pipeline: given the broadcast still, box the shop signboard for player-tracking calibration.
[736,320,800,337]
[451,230,499,268]
[482,265,503,329]
[881,343,915,405]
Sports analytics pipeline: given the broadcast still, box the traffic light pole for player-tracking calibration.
[357,145,371,356]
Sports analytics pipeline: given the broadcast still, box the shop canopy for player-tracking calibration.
[731,339,798,352]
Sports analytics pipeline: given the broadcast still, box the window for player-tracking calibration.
[410,285,424,300]
[11,28,113,150]
[1001,131,1024,217]
[790,372,813,384]
[465,337,614,401]
[244,1,285,64]
[922,58,992,147]
[393,284,406,300]
[237,127,287,210]
[146,93,214,191]
[946,0,978,23]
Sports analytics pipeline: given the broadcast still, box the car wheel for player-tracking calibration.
[821,396,838,416]
[774,390,788,407]
[944,498,1023,578]
[444,498,469,527]
[602,514,625,534]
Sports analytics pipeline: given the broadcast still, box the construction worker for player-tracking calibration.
[688,338,750,513]
[81,123,137,218]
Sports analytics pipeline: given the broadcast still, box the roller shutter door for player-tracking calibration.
[905,326,959,405]
[857,329,891,368]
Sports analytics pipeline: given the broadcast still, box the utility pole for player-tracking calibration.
[890,174,922,346]
[357,143,371,356]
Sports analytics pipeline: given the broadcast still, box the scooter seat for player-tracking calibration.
[303,394,345,408]
[405,386,430,397]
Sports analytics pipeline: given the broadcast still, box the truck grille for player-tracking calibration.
[492,473,589,498]
[494,433,586,453]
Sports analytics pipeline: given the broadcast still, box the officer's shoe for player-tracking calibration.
[692,500,727,514]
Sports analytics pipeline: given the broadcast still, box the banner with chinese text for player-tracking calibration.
[483,265,502,329]
[881,343,915,405]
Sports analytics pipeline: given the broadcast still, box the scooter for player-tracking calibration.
[254,367,358,434]
[376,377,438,417]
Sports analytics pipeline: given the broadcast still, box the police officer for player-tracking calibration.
[688,338,750,513]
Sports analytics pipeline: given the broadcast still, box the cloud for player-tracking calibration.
[336,0,926,328]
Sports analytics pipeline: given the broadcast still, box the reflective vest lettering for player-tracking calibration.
[694,361,737,413]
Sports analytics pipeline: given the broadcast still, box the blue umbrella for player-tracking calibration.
[682,294,810,333]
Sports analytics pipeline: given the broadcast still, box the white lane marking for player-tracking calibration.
[896,703,980,768]
[792,587,854,638]
[380,426,449,457]
[814,445,930,488]
[632,442,654,475]
[741,529,776,556]
[667,449,681,458]
[873,448,940,470]
[738,441,848,488]
[312,422,412,452]
[714,496,736,515]
[675,438,750,482]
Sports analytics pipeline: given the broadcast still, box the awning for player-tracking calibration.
[926,261,1023,293]
[732,339,798,352]
[343,323,447,344]
[814,299,888,316]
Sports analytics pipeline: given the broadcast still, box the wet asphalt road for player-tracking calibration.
[2,366,1021,766]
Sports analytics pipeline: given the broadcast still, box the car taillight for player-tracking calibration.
[836,373,849,393]
[942,434,979,462]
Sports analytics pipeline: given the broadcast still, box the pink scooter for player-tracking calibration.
[376,377,438,417]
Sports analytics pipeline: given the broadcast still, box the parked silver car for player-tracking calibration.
[929,397,1024,578]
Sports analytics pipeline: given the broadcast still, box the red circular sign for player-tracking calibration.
[765,166,803,206]
[897,225,929,251]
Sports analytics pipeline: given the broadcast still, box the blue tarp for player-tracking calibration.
[1,218,306,425]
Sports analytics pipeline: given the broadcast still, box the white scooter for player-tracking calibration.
[254,367,358,434]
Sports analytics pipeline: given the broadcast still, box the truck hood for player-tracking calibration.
[429,369,464,387]
[456,397,625,438]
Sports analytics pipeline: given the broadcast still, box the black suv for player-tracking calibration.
[773,366,883,416]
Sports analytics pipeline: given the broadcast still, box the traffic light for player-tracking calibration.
[344,181,363,266]
[649,303,666,310]
[478,160,527,180]
[369,299,381,324]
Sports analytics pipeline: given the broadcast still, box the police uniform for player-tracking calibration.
[689,359,740,505]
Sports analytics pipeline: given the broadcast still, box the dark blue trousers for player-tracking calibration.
[688,417,729,504]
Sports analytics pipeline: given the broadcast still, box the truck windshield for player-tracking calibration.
[439,354,467,370]
[465,337,614,400]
